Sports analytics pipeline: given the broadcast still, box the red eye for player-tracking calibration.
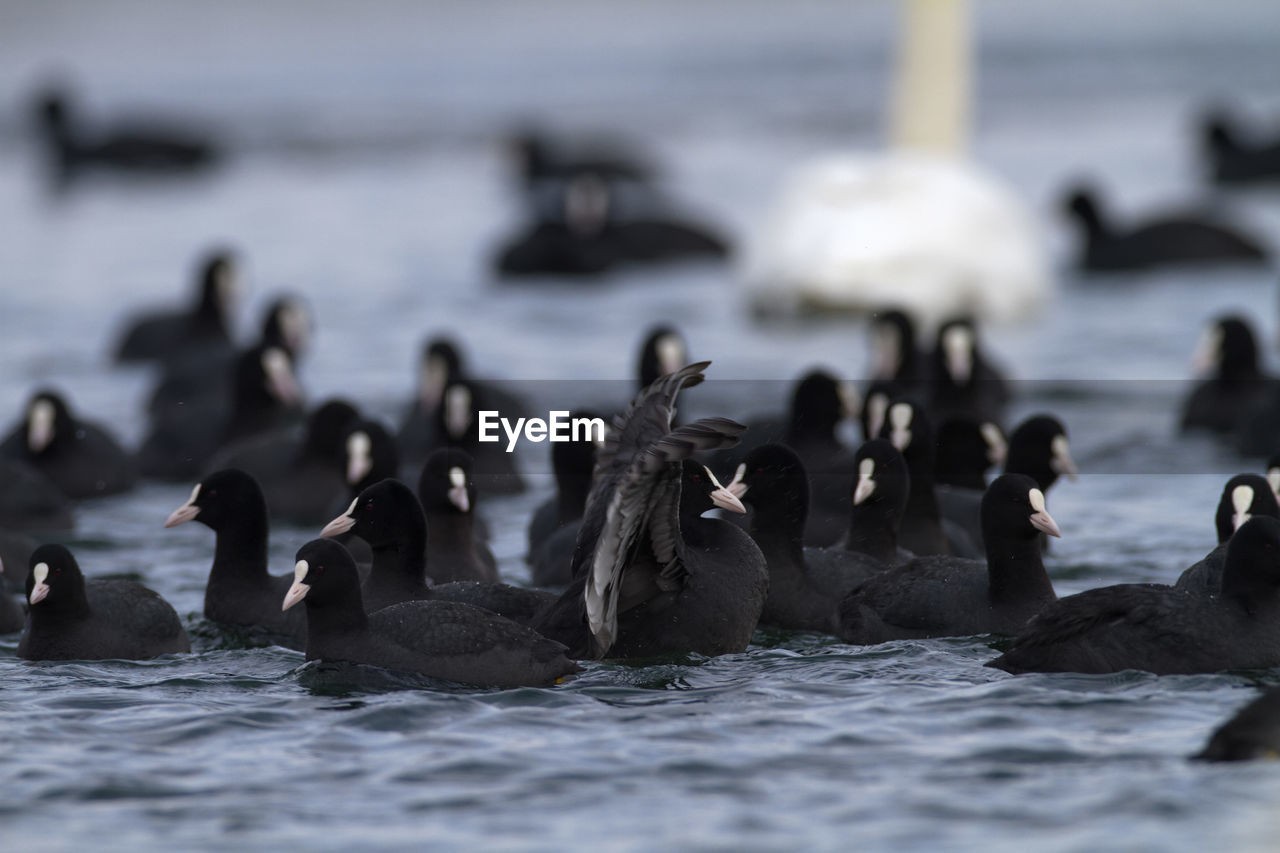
[54,568,63,576]
[315,565,325,573]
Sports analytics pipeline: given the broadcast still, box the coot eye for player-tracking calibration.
[315,565,325,574]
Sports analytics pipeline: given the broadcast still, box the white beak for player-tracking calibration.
[282,560,311,611]
[346,431,372,486]
[704,466,746,514]
[1050,436,1078,482]
[725,464,748,499]
[1028,488,1062,538]
[320,499,358,538]
[164,484,202,528]
[29,562,50,605]
[28,400,55,453]
[853,457,876,505]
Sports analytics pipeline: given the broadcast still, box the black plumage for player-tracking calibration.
[18,544,189,660]
[835,474,1059,644]
[284,539,578,688]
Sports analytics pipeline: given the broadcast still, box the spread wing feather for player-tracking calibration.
[579,362,745,656]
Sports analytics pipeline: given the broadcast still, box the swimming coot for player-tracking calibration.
[17,544,189,660]
[416,449,498,583]
[731,444,888,633]
[878,400,976,556]
[835,473,1059,644]
[1181,315,1268,435]
[990,516,1280,675]
[1176,474,1280,596]
[533,362,767,659]
[163,469,306,647]
[320,478,555,624]
[928,317,1010,425]
[35,87,219,179]
[114,249,237,364]
[1201,109,1280,186]
[1063,184,1269,272]
[284,538,578,689]
[0,389,137,499]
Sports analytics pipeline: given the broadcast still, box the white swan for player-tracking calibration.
[740,0,1051,326]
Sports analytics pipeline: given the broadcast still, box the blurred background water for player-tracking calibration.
[3,1,1280,849]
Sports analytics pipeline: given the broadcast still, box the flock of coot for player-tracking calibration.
[11,89,1280,763]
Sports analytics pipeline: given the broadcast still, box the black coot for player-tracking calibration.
[320,478,555,624]
[397,336,530,472]
[533,362,767,659]
[990,516,1280,675]
[835,474,1060,644]
[163,469,306,647]
[937,414,1076,555]
[114,249,236,363]
[878,400,976,556]
[928,317,1009,425]
[210,399,359,526]
[138,344,305,481]
[867,309,926,394]
[17,544,189,660]
[34,87,218,179]
[1063,184,1269,271]
[732,444,888,633]
[284,539,578,688]
[0,389,137,499]
[416,449,498,583]
[1181,315,1268,435]
[1176,474,1280,595]
[1201,109,1280,185]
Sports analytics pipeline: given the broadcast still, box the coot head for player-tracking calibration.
[729,444,808,515]
[283,538,363,612]
[418,337,464,410]
[300,399,360,462]
[321,478,423,549]
[1193,315,1260,382]
[1062,184,1105,232]
[418,448,478,515]
[852,438,910,520]
[786,369,856,443]
[343,419,400,495]
[868,309,918,381]
[1005,415,1076,493]
[195,250,238,330]
[18,388,73,456]
[878,399,934,469]
[679,458,746,519]
[637,326,688,389]
[25,543,88,614]
[981,473,1062,545]
[1214,474,1280,545]
[164,468,267,532]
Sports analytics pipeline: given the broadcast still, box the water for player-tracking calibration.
[3,1,1280,849]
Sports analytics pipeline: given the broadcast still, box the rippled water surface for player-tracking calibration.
[4,1,1280,850]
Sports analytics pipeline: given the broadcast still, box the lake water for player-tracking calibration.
[3,1,1280,849]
